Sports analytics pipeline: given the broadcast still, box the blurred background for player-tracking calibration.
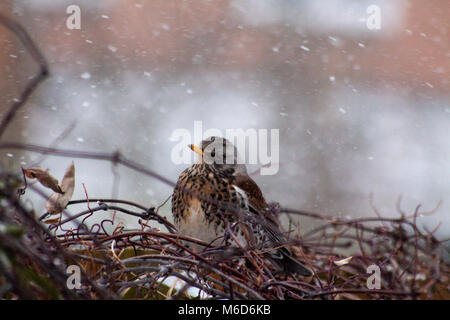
[0,0,448,239]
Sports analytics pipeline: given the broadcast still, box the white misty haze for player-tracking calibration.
[1,0,448,240]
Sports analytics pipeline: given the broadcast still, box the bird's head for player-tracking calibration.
[189,136,247,175]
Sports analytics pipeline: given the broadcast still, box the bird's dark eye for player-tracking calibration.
[211,150,215,157]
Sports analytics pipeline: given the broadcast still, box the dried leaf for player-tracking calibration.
[23,167,63,194]
[45,162,75,215]
[334,256,353,266]
[43,217,60,225]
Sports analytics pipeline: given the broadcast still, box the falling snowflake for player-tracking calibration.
[80,72,91,80]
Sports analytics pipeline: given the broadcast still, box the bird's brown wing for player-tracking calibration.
[233,174,313,277]
[233,175,264,209]
[233,174,279,225]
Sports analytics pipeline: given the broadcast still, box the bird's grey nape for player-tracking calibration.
[202,136,248,175]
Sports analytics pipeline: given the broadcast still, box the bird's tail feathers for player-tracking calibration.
[268,248,313,277]
[281,251,313,277]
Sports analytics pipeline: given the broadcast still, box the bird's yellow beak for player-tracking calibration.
[188,144,203,156]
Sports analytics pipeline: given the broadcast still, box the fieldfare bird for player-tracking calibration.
[171,136,312,276]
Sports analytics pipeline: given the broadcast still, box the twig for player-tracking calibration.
[0,13,49,138]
